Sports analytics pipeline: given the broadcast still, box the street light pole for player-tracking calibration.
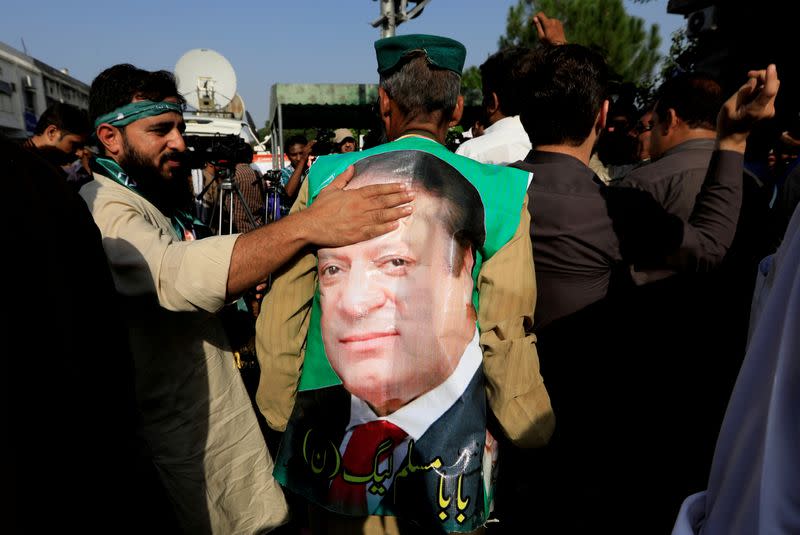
[378,0,396,38]
[371,0,430,38]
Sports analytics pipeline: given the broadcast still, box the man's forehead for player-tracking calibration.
[346,173,444,214]
[319,212,439,254]
[318,192,443,257]
[136,109,184,127]
[345,171,412,189]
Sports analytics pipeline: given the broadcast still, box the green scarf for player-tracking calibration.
[92,157,210,241]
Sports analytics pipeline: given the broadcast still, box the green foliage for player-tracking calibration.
[500,0,661,87]
[460,65,483,106]
[660,27,699,81]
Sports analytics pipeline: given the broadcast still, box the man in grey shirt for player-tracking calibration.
[617,72,724,220]
[514,46,774,329]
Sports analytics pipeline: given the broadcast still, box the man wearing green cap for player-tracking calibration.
[80,63,414,534]
[256,35,553,534]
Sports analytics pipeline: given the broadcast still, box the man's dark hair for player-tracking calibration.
[33,102,91,137]
[479,46,535,117]
[284,135,308,152]
[654,72,723,131]
[519,44,609,147]
[89,64,185,125]
[352,150,485,273]
[379,54,461,125]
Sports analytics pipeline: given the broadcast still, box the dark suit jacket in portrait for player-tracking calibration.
[274,367,487,533]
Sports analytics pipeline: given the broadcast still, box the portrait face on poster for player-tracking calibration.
[317,152,485,417]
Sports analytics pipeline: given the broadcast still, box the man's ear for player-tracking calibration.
[44,124,60,142]
[461,244,475,277]
[664,108,679,132]
[96,124,123,157]
[378,87,391,118]
[378,86,393,131]
[486,92,500,116]
[448,95,465,128]
[593,99,609,137]
[599,99,609,130]
[461,245,476,303]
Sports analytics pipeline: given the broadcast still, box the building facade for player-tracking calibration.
[0,41,89,139]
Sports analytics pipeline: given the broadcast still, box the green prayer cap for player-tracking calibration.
[375,34,466,76]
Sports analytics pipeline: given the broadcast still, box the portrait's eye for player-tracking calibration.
[379,256,413,276]
[322,265,341,277]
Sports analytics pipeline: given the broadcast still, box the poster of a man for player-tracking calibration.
[259,32,553,534]
[275,150,493,530]
[318,150,485,417]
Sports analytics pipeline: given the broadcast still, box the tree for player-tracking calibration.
[499,0,661,87]
[660,27,699,82]
[460,65,483,107]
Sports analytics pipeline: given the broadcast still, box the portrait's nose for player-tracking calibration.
[337,268,387,320]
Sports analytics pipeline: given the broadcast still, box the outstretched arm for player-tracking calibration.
[676,64,780,268]
[227,166,414,299]
[613,65,780,273]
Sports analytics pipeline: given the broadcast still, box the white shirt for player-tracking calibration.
[455,115,531,167]
[340,331,482,513]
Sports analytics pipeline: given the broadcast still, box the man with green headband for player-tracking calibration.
[80,63,413,534]
[256,35,553,533]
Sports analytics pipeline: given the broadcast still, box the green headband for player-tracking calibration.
[94,100,182,129]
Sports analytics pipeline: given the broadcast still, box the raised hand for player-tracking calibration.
[533,12,567,46]
[718,64,780,149]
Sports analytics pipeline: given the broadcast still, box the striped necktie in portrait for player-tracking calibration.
[328,420,408,513]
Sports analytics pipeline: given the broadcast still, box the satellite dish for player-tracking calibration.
[174,48,237,112]
[224,93,246,120]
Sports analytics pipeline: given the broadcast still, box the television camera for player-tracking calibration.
[183,133,259,235]
[183,133,253,170]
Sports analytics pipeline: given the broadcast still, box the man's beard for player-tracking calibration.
[119,135,192,216]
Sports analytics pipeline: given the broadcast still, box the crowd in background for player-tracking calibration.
[7,8,798,535]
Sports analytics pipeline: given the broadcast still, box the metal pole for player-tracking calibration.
[380,0,396,38]
[228,182,235,234]
[217,177,225,236]
[277,100,284,170]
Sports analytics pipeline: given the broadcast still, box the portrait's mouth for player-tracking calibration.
[339,330,399,352]
[340,330,399,343]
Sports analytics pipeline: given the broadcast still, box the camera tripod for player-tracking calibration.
[196,163,259,235]
[262,169,286,225]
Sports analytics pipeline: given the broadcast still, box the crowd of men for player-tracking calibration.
[8,10,797,535]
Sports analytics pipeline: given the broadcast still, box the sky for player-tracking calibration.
[0,0,685,129]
